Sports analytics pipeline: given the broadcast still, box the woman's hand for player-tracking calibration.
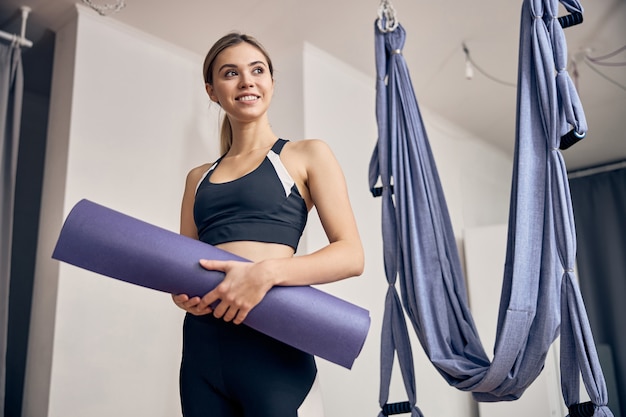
[171,293,213,316]
[180,259,274,325]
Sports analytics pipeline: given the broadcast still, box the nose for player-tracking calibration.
[239,73,254,89]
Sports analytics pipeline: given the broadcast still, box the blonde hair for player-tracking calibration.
[202,32,274,154]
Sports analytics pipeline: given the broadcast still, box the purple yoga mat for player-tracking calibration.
[52,199,370,369]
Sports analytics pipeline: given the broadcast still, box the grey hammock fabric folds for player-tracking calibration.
[1,40,24,417]
[369,0,613,415]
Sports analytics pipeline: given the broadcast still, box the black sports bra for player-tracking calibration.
[193,139,308,251]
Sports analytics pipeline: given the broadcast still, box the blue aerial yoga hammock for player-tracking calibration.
[368,0,614,416]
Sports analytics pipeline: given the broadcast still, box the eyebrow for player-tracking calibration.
[217,61,267,73]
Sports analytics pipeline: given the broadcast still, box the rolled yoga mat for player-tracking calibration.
[52,199,370,369]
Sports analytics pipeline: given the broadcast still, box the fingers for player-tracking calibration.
[172,292,250,324]
[202,288,238,322]
[171,293,191,309]
[189,260,261,324]
[199,259,228,271]
[212,301,250,325]
[206,286,251,325]
[231,309,249,325]
[171,293,213,316]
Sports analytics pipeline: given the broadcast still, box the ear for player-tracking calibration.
[206,83,219,103]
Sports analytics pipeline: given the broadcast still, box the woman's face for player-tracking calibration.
[206,42,274,124]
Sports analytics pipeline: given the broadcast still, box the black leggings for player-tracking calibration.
[179,313,317,417]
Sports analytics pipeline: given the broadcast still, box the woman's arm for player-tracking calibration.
[260,138,364,285]
[172,164,210,314]
[180,165,207,239]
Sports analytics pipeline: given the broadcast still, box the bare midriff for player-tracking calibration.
[216,240,295,263]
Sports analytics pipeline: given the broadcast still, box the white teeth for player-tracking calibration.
[237,95,258,101]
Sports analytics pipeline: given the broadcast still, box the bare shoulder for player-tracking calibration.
[185,162,213,186]
[285,138,334,162]
[287,138,330,152]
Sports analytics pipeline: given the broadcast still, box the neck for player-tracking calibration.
[228,117,277,155]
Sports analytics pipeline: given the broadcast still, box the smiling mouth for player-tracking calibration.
[236,95,260,101]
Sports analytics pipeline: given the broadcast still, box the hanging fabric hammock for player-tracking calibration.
[368,0,614,416]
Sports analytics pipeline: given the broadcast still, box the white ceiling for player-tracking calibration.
[2,0,625,171]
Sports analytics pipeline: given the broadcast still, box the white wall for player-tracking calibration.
[301,43,512,416]
[24,6,514,417]
[25,6,217,417]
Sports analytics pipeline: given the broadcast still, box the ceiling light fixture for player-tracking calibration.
[82,0,126,16]
[462,44,474,80]
[461,42,516,87]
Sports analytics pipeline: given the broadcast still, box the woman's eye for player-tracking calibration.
[225,70,237,77]
[253,67,264,74]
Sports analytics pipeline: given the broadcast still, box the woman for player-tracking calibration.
[172,32,364,417]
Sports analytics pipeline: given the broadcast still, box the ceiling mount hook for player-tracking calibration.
[377,0,399,33]
[20,6,31,40]
[82,0,126,16]
[0,5,33,47]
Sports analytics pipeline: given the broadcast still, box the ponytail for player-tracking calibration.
[220,115,233,155]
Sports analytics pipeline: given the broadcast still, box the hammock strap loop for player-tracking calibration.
[382,401,412,415]
[569,401,595,417]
